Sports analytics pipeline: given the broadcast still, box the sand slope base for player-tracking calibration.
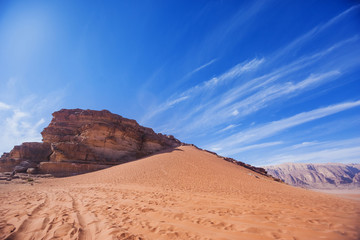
[1,146,359,240]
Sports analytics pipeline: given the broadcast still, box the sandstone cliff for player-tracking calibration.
[264,163,360,189]
[41,109,181,164]
[0,109,181,176]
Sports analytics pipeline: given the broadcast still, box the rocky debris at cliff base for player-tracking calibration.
[0,172,54,184]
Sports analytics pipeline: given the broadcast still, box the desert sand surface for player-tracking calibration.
[313,189,360,202]
[1,146,359,240]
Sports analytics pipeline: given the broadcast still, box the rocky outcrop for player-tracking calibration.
[8,142,52,163]
[0,142,52,172]
[41,109,181,164]
[264,163,360,189]
[222,156,268,176]
[0,109,182,176]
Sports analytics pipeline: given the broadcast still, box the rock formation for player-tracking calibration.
[0,143,52,172]
[0,109,181,176]
[0,108,274,179]
[264,163,360,189]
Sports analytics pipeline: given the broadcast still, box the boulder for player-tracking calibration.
[27,168,37,174]
[13,161,33,173]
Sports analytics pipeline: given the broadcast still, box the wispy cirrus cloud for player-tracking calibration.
[221,70,341,118]
[211,38,354,112]
[225,141,284,155]
[144,4,360,133]
[154,35,358,137]
[273,4,360,60]
[142,95,190,122]
[216,124,239,134]
[260,138,360,166]
[185,58,217,78]
[202,58,265,89]
[142,57,264,122]
[208,100,360,154]
[269,146,360,165]
[0,102,45,153]
[178,69,341,135]
[0,78,65,154]
[0,102,11,110]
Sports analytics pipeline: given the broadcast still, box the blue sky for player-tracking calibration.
[0,0,359,166]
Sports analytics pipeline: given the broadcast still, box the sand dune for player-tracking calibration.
[1,146,359,239]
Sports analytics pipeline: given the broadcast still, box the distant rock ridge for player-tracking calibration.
[198,148,270,177]
[264,163,360,189]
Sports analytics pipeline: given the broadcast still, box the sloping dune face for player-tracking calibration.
[1,146,359,240]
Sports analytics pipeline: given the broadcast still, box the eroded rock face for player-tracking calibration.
[42,109,181,164]
[9,142,52,163]
[0,142,52,172]
[0,109,182,175]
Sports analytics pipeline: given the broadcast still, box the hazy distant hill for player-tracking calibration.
[264,163,360,189]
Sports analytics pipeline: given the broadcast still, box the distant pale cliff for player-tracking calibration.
[264,163,360,189]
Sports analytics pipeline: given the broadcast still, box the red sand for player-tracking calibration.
[1,146,359,239]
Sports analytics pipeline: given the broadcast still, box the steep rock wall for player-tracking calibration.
[0,109,182,175]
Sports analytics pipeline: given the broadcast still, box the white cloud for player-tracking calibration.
[288,141,319,150]
[142,95,190,122]
[231,109,239,116]
[218,36,357,112]
[0,107,44,153]
[184,58,264,96]
[263,146,360,166]
[171,34,358,135]
[284,137,360,153]
[167,96,189,106]
[216,124,239,134]
[223,141,283,155]
[225,70,340,116]
[324,5,359,30]
[187,58,217,77]
[208,100,360,154]
[0,102,11,110]
[150,34,359,140]
[211,147,222,152]
[216,58,265,82]
[273,5,360,60]
[143,57,264,123]
[254,138,360,166]
[182,70,341,135]
[0,89,64,154]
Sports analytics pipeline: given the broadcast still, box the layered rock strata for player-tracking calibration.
[0,109,181,176]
